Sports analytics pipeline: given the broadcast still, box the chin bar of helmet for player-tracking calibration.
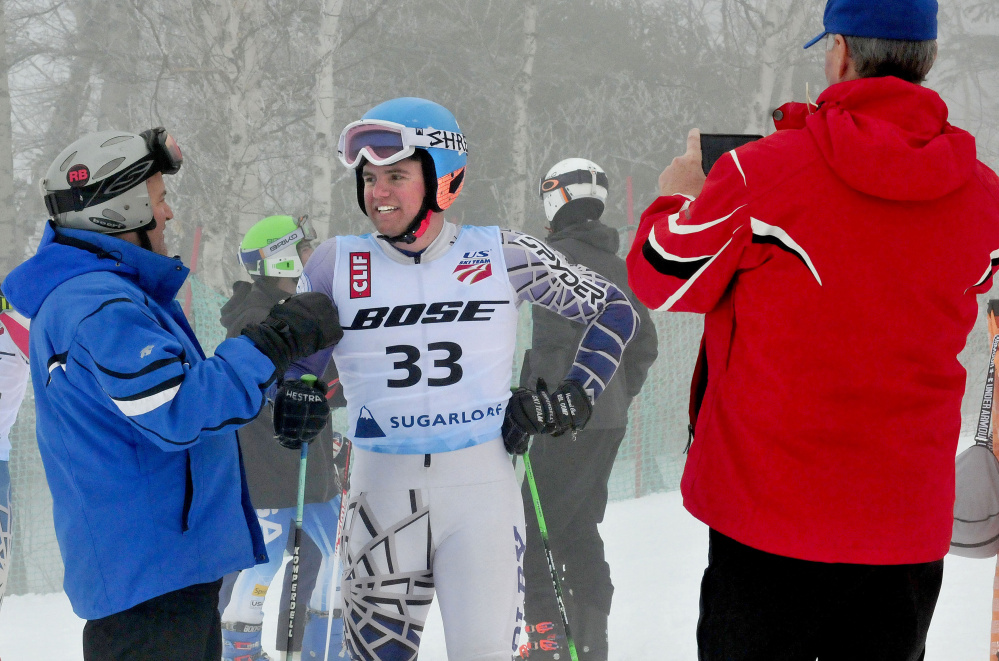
[378,208,433,245]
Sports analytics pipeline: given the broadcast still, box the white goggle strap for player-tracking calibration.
[239,227,305,266]
[261,227,305,258]
[403,127,468,155]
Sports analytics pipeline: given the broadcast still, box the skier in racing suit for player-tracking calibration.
[0,294,28,610]
[277,97,639,661]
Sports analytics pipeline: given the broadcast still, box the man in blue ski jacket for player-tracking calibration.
[1,128,341,661]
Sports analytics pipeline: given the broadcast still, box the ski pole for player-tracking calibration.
[285,374,317,661]
[523,451,579,661]
[323,436,352,659]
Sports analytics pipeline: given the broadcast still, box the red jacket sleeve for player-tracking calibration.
[626,152,756,312]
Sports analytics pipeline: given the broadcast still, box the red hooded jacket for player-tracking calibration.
[627,77,999,564]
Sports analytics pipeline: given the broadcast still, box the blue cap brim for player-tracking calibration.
[803,31,827,49]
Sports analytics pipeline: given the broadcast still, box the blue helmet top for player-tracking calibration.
[361,97,467,211]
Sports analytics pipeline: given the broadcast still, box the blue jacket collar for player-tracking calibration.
[1,222,189,318]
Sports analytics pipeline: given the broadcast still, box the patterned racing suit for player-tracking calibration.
[293,222,638,660]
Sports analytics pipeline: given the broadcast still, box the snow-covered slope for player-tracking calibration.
[0,487,993,660]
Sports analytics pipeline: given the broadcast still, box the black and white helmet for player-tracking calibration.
[41,128,182,234]
[539,158,608,224]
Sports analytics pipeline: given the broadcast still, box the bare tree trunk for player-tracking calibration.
[225,2,266,238]
[743,0,809,134]
[773,1,809,124]
[312,0,344,240]
[506,0,537,231]
[96,0,141,131]
[0,0,16,275]
[193,0,268,293]
[23,2,96,259]
[743,0,783,134]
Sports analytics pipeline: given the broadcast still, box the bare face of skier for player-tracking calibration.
[362,157,427,239]
[144,173,174,256]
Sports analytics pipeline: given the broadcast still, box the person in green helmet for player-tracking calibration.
[218,214,348,661]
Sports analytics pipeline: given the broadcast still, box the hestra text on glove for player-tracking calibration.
[273,377,331,450]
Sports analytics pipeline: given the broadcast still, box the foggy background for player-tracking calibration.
[3,0,999,637]
[0,0,994,290]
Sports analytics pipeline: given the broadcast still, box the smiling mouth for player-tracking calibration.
[376,206,399,213]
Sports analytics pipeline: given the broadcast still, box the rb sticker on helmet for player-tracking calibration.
[67,164,90,187]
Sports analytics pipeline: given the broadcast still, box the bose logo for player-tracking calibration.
[346,300,511,330]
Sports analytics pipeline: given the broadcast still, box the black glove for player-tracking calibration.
[273,376,331,450]
[548,379,593,437]
[242,293,343,375]
[501,415,532,455]
[501,378,594,454]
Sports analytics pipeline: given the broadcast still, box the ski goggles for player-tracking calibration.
[238,215,317,268]
[337,119,467,169]
[140,126,183,176]
[539,169,609,198]
[0,294,9,312]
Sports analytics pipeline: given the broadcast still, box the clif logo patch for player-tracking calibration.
[67,164,90,187]
[350,252,371,298]
[453,250,492,284]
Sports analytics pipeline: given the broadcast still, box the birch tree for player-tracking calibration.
[505,0,537,231]
[740,0,813,134]
[0,0,16,276]
[312,0,344,239]
[95,0,141,131]
[19,1,97,259]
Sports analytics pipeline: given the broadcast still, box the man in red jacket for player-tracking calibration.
[627,0,999,659]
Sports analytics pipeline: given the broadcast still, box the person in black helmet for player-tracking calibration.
[1,129,342,661]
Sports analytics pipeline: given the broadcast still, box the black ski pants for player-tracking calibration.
[82,578,223,661]
[522,426,626,621]
[697,529,944,661]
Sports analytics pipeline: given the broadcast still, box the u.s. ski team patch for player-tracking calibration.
[453,250,493,284]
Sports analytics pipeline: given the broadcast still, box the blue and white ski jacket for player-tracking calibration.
[2,223,270,620]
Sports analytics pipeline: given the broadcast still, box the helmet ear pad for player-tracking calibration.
[415,149,445,213]
[354,165,366,215]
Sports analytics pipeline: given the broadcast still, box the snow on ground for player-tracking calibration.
[0,484,994,660]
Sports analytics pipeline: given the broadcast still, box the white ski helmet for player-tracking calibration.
[42,127,182,234]
[539,158,608,224]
